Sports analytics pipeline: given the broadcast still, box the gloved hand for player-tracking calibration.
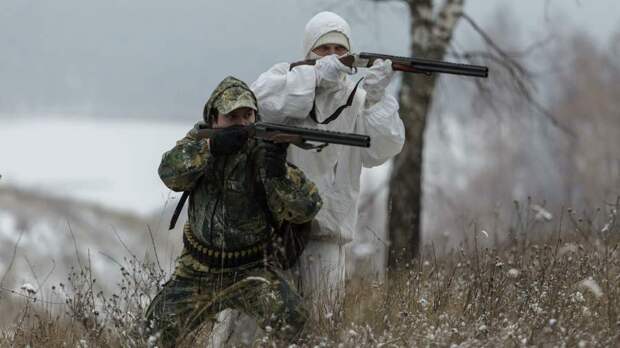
[315,54,353,86]
[209,126,249,156]
[262,141,289,178]
[363,59,394,108]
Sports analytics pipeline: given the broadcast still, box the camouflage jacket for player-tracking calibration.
[158,131,322,253]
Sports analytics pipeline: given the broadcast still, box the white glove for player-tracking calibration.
[315,54,353,86]
[363,59,394,108]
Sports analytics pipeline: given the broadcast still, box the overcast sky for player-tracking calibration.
[1,0,618,120]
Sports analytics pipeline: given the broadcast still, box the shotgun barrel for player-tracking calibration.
[195,121,371,149]
[357,52,488,78]
[289,52,489,78]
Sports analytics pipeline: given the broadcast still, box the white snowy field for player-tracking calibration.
[0,118,193,293]
[0,117,190,216]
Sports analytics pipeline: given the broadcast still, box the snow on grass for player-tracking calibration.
[19,283,37,295]
[578,277,603,298]
[531,204,553,221]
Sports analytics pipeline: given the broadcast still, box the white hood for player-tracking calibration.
[302,11,352,59]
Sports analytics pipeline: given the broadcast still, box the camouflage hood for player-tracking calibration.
[202,76,259,125]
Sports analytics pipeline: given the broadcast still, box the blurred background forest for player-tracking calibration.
[1,0,619,319]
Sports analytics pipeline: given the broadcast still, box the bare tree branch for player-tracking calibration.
[66,220,82,266]
[460,13,576,137]
[146,224,163,273]
[24,256,42,293]
[0,229,25,291]
[461,13,529,76]
[40,259,57,291]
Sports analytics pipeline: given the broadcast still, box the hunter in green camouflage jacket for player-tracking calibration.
[145,76,322,346]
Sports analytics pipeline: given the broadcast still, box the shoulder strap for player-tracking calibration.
[168,191,190,230]
[309,77,364,125]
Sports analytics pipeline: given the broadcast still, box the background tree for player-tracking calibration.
[358,0,570,272]
[386,0,466,268]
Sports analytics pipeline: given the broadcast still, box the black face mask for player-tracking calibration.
[208,126,250,157]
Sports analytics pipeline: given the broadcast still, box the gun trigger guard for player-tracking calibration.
[314,143,329,152]
[293,142,330,152]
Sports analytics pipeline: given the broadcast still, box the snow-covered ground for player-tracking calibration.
[1,117,190,216]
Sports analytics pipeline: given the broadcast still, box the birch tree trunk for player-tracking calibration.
[388,0,465,269]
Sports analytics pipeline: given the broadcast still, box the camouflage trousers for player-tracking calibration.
[145,251,307,347]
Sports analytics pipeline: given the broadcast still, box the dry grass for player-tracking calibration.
[1,202,619,347]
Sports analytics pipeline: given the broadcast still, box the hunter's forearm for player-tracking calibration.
[158,133,211,192]
[263,166,323,225]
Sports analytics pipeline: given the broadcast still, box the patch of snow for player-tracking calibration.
[572,291,585,303]
[21,219,63,256]
[579,277,603,298]
[244,276,271,284]
[531,204,553,221]
[559,243,578,256]
[507,268,520,278]
[20,283,37,295]
[0,210,18,240]
[601,223,610,233]
[147,333,160,348]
